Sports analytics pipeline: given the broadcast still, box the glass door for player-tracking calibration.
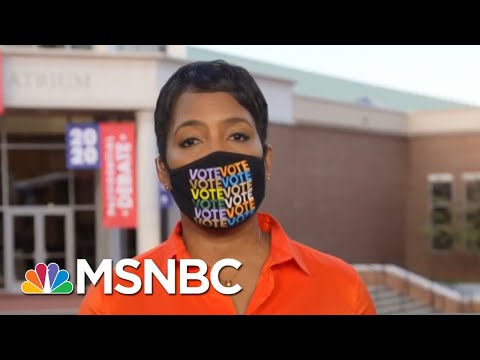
[4,208,74,292]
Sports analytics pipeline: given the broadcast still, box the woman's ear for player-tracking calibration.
[155,157,172,191]
[264,144,273,182]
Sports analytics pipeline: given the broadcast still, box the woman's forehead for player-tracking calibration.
[172,91,254,124]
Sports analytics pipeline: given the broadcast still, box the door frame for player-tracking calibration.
[4,206,74,292]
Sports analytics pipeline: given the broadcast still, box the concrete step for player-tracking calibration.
[378,301,437,315]
[367,285,438,314]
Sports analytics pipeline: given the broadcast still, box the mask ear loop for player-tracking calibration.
[156,156,172,191]
[261,143,271,181]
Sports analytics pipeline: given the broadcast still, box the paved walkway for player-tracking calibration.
[0,293,84,315]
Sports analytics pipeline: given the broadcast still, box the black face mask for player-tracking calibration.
[167,151,266,230]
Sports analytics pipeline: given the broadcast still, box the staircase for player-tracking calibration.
[368,285,439,314]
[355,264,480,314]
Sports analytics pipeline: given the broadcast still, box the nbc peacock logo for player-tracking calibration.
[21,263,74,294]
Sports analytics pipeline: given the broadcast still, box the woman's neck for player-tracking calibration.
[179,215,267,266]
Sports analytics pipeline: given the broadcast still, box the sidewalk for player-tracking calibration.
[0,293,85,315]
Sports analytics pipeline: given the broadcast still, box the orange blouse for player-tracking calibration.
[78,212,376,315]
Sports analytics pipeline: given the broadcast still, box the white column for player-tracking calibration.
[109,229,122,264]
[136,110,161,254]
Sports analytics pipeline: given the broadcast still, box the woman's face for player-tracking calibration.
[157,91,272,188]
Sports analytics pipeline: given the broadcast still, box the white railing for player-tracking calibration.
[354,263,480,310]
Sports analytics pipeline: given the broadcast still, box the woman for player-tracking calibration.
[78,60,376,315]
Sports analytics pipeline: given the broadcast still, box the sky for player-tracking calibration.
[189,45,480,106]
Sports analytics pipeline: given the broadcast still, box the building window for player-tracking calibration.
[1,45,93,50]
[116,45,166,52]
[41,45,92,49]
[428,173,455,250]
[463,172,480,251]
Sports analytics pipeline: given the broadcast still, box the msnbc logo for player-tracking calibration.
[21,263,74,294]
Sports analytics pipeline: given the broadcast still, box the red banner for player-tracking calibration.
[0,50,4,115]
[99,122,137,228]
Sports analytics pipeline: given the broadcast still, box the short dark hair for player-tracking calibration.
[154,59,269,163]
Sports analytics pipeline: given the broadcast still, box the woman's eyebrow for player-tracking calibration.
[222,117,254,128]
[173,119,206,136]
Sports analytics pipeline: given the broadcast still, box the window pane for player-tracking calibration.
[126,229,137,258]
[465,226,480,251]
[432,228,454,250]
[466,208,480,229]
[75,211,96,269]
[8,149,69,205]
[2,45,92,50]
[117,45,165,52]
[431,182,451,204]
[14,216,34,252]
[466,180,480,203]
[117,45,136,51]
[13,216,35,281]
[45,216,65,252]
[465,182,480,250]
[432,208,451,226]
[45,215,66,270]
[7,134,65,144]
[430,172,455,250]
[71,45,92,49]
[74,170,95,205]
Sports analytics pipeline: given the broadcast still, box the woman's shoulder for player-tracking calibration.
[290,238,361,282]
[132,242,170,262]
[132,235,179,264]
[263,212,361,282]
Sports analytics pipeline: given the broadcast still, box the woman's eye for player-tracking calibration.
[180,138,200,148]
[229,133,250,141]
